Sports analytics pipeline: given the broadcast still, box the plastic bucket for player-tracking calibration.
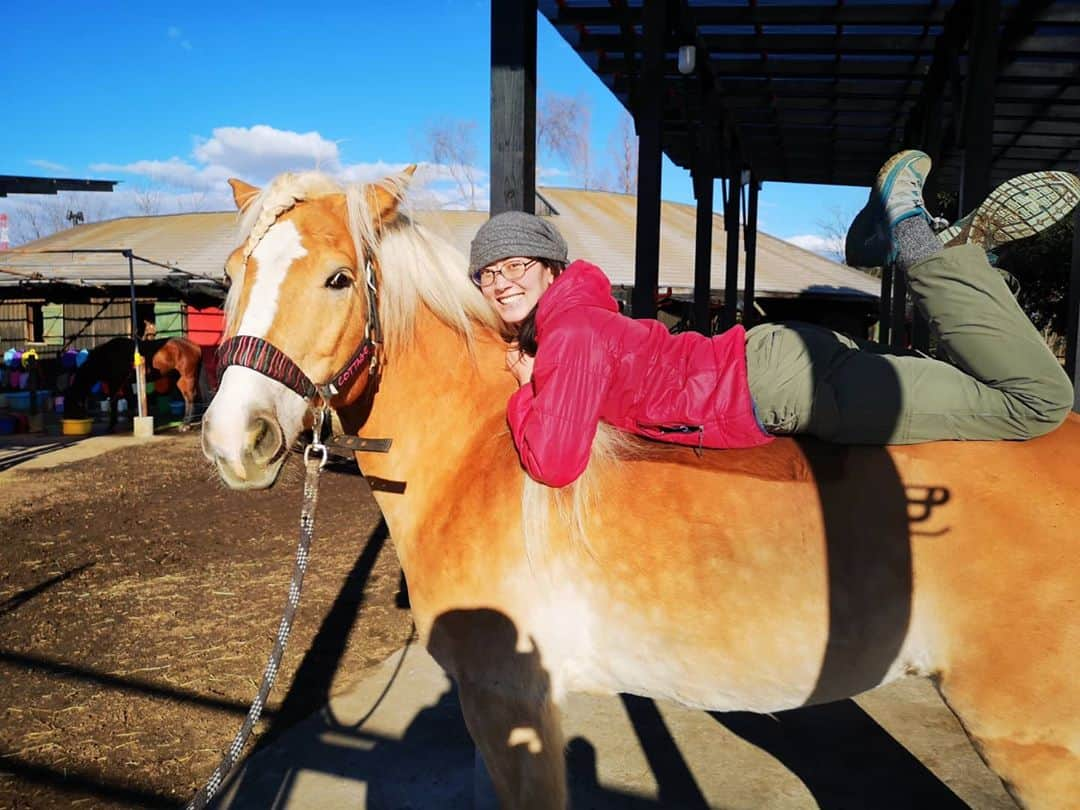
[0,416,15,435]
[169,400,186,417]
[7,391,31,411]
[61,418,94,436]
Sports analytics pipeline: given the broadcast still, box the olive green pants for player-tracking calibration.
[745,244,1074,444]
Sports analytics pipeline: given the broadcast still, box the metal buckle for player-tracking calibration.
[306,405,329,468]
[304,443,328,468]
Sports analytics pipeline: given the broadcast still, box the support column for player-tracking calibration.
[692,170,714,335]
[632,0,665,319]
[878,267,893,345]
[742,173,759,329]
[1068,203,1080,412]
[959,0,999,215]
[890,265,908,350]
[490,0,537,215]
[721,172,742,330]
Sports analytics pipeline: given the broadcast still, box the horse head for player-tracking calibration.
[202,169,413,489]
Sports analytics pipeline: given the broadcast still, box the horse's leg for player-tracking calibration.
[935,668,1080,809]
[429,609,567,809]
[457,676,566,810]
[108,391,120,431]
[176,374,196,431]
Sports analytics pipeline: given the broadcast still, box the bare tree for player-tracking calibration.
[816,205,857,265]
[538,91,595,189]
[5,192,112,245]
[609,112,638,194]
[132,184,165,216]
[423,118,481,209]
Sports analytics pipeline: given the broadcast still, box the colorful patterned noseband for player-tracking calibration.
[216,334,376,402]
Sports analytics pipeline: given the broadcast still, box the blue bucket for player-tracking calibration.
[7,391,31,411]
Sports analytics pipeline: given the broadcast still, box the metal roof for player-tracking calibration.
[0,188,878,302]
[539,0,1080,188]
[0,212,234,304]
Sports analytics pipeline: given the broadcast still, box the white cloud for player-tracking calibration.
[168,26,192,50]
[70,125,492,221]
[28,159,68,173]
[90,157,228,191]
[193,125,340,180]
[785,233,844,261]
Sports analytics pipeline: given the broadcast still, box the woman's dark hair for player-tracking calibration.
[514,260,565,357]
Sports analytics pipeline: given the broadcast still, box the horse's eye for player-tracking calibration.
[325,271,353,290]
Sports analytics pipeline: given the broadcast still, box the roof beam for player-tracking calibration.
[0,176,118,198]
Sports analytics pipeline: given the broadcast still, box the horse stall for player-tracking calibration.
[0,218,229,437]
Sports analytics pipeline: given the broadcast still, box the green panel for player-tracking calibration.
[42,304,64,346]
[154,302,184,337]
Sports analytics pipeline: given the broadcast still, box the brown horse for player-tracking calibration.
[66,336,203,430]
[201,170,1080,809]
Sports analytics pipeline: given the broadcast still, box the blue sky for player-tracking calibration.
[2,1,869,254]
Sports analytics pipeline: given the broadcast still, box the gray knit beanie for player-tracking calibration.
[469,211,568,274]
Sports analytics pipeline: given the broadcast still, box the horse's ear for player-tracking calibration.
[402,164,417,179]
[367,178,406,226]
[227,179,261,211]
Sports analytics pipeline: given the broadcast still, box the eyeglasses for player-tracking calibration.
[471,258,540,288]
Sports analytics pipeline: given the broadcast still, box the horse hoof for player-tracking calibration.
[179,423,191,433]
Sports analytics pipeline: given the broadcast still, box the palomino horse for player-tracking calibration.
[201,170,1079,809]
[66,336,203,430]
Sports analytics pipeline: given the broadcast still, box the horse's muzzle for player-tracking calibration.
[202,410,286,490]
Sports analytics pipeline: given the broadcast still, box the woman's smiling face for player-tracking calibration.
[478,257,556,326]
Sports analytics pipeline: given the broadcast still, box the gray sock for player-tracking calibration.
[895,216,942,269]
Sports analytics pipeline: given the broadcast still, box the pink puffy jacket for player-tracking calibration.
[507,260,771,487]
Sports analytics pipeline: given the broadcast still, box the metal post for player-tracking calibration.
[126,250,148,421]
[959,0,1000,216]
[1068,203,1080,412]
[126,250,138,343]
[742,173,759,329]
[722,172,742,330]
[632,0,665,319]
[490,0,537,215]
[692,170,713,334]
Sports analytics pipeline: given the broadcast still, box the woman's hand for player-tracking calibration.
[506,345,535,387]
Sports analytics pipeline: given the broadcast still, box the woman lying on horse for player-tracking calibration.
[469,150,1077,487]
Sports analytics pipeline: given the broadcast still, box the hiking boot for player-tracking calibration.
[845,150,938,268]
[938,170,1080,251]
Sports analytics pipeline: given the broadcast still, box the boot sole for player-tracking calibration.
[940,171,1080,250]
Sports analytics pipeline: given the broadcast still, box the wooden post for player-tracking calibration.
[722,171,742,330]
[890,265,908,351]
[490,0,537,215]
[878,266,893,345]
[959,0,999,216]
[743,174,759,329]
[692,169,714,335]
[632,0,665,319]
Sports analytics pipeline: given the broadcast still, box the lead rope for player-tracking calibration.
[185,414,329,810]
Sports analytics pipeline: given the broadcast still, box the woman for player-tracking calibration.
[470,151,1076,487]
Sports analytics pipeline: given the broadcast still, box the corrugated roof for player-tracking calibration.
[0,188,878,301]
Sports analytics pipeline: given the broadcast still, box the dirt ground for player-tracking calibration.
[0,434,414,809]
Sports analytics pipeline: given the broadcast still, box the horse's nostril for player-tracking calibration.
[248,415,283,464]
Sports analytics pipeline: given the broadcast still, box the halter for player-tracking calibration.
[216,254,392,455]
